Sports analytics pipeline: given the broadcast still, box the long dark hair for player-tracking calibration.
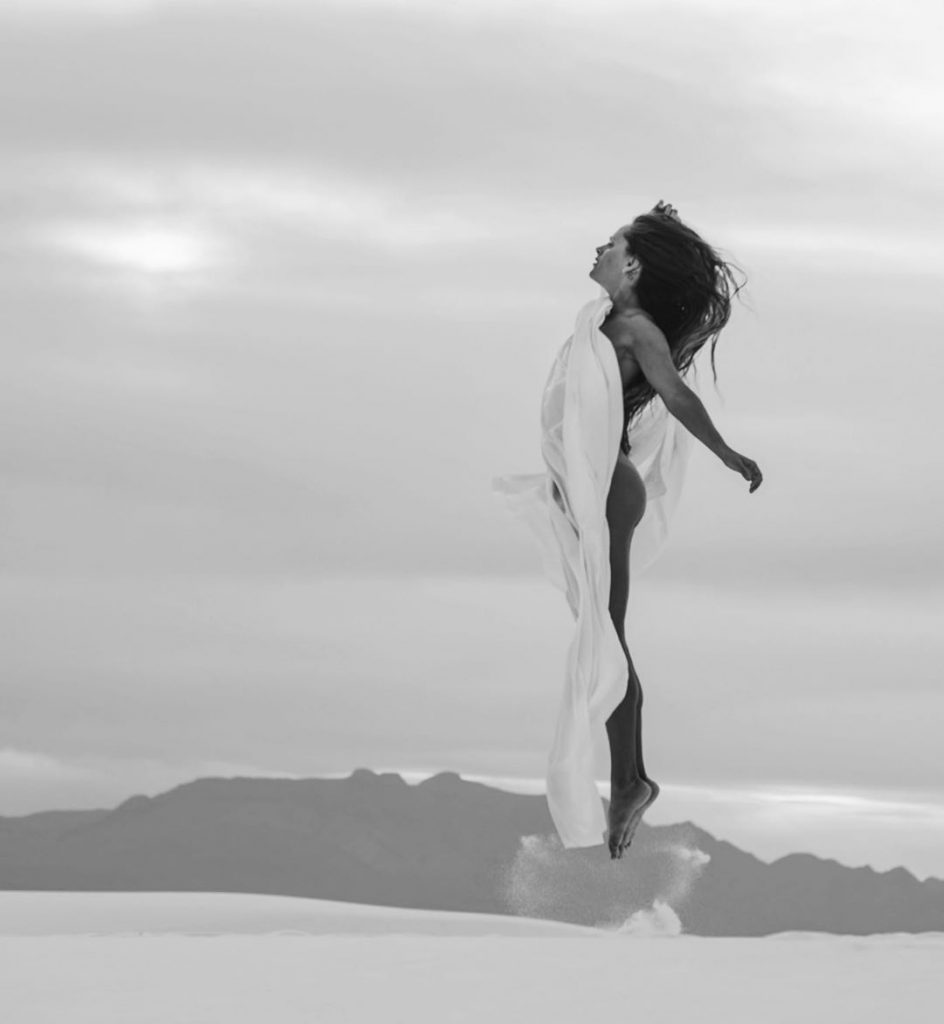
[619,210,749,454]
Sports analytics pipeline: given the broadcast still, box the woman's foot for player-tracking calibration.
[607,775,660,859]
[640,774,660,811]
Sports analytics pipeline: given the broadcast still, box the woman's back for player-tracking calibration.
[599,308,659,453]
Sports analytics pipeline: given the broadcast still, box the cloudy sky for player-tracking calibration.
[2,0,942,879]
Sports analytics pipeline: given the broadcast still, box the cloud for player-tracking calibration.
[0,746,298,816]
[0,0,937,212]
[0,0,159,17]
[723,223,944,277]
[0,747,100,782]
[662,781,944,829]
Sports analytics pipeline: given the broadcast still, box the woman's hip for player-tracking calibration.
[607,453,647,533]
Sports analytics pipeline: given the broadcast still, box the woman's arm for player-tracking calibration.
[663,385,730,460]
[617,317,763,492]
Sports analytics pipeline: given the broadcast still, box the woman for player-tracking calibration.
[593,201,762,858]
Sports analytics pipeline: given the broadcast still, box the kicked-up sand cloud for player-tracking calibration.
[500,829,712,933]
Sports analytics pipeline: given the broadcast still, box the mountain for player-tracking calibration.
[1,769,941,935]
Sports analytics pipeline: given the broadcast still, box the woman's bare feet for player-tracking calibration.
[607,775,660,859]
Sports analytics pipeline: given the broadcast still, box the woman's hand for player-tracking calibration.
[721,446,763,493]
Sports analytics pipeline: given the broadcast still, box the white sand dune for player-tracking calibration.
[2,892,942,1023]
[0,890,600,937]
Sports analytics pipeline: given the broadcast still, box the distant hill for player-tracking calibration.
[1,769,941,936]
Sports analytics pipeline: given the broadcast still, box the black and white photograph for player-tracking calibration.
[1,0,942,1020]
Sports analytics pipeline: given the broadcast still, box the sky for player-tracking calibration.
[1,0,943,878]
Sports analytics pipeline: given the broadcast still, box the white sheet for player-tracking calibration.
[492,287,695,847]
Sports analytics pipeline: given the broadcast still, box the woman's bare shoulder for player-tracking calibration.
[614,313,674,369]
[618,309,665,341]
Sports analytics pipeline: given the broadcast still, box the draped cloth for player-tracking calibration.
[491,286,696,848]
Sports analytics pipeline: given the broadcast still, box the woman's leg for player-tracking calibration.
[604,456,646,787]
[603,455,657,857]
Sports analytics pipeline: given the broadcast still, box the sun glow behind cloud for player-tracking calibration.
[35,218,224,275]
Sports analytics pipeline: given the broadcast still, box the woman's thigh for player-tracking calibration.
[606,453,647,540]
[606,454,646,638]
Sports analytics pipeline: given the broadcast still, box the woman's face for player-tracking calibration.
[589,224,636,289]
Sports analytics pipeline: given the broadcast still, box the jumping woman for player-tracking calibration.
[592,200,763,859]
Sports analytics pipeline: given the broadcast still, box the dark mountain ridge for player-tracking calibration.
[1,769,940,935]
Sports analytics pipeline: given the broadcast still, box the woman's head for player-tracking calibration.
[592,201,749,433]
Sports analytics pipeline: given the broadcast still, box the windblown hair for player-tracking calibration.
[619,210,748,454]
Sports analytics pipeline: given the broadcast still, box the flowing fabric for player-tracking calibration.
[491,286,696,848]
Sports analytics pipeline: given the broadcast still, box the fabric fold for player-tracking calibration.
[491,286,695,848]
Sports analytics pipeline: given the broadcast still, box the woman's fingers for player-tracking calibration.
[724,448,763,492]
[735,455,763,492]
[746,461,763,492]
